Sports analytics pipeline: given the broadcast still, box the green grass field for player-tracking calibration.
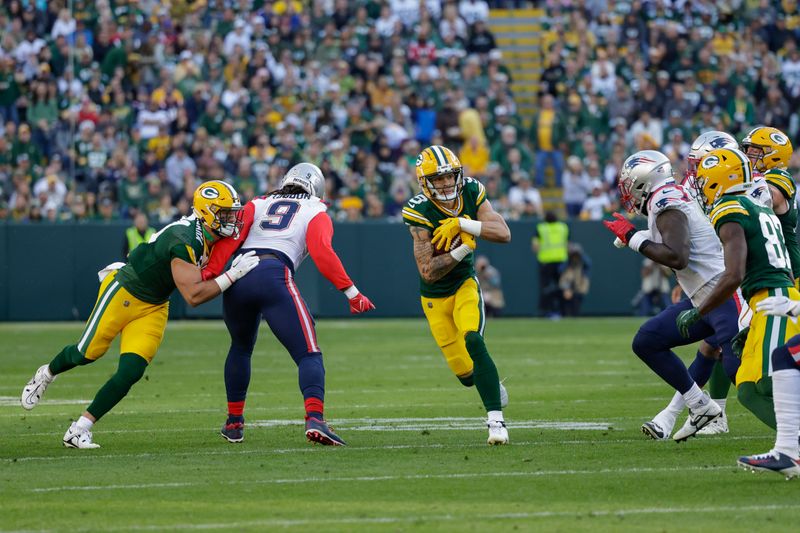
[0,318,797,532]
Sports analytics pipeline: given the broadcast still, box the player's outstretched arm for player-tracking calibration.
[172,251,259,307]
[410,226,470,284]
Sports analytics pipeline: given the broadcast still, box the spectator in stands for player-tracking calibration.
[562,155,591,218]
[507,172,543,220]
[580,180,612,221]
[529,94,566,188]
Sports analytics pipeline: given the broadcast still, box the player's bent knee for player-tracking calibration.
[698,341,720,359]
[631,329,657,358]
[464,331,485,352]
[457,373,474,387]
[113,353,148,391]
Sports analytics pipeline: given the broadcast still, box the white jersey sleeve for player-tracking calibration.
[240,193,327,270]
[747,175,772,208]
[646,184,725,302]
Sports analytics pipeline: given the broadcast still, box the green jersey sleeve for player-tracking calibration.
[765,168,796,202]
[402,194,435,230]
[709,198,750,234]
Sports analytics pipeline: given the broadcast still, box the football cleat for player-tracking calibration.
[673,396,722,442]
[220,419,244,443]
[305,417,346,446]
[641,420,671,441]
[21,364,56,410]
[487,420,509,445]
[499,380,509,409]
[738,451,800,479]
[696,411,729,435]
[63,422,100,449]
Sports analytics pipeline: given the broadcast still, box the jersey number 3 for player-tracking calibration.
[259,200,299,231]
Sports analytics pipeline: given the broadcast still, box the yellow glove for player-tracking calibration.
[459,231,476,250]
[431,217,461,251]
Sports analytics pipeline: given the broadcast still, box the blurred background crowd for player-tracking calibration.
[1,0,799,226]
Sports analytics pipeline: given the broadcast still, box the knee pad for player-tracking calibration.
[631,328,659,358]
[464,331,486,357]
[737,381,756,404]
[113,353,148,391]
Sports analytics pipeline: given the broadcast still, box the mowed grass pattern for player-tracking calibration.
[0,318,796,532]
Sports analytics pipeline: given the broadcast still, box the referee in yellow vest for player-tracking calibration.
[532,210,569,318]
[123,212,155,258]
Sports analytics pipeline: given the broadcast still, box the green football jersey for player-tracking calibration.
[402,177,487,297]
[114,215,208,304]
[709,195,794,300]
[764,168,800,279]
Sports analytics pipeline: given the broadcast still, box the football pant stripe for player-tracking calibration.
[77,281,121,353]
[284,267,319,353]
[474,276,485,336]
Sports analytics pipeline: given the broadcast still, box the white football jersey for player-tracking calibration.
[241,193,327,270]
[646,183,725,303]
[748,174,772,208]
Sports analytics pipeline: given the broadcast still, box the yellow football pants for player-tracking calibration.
[738,287,800,384]
[421,277,485,378]
[76,271,169,363]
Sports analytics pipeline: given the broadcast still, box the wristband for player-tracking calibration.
[344,285,359,298]
[450,243,472,262]
[628,231,650,253]
[214,272,234,292]
[459,218,482,237]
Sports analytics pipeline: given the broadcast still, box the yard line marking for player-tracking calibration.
[0,396,90,407]
[28,464,741,493]
[248,418,613,431]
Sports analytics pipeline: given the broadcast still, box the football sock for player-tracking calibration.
[682,383,707,411]
[631,331,694,393]
[708,361,732,401]
[48,344,91,375]
[457,373,474,387]
[487,410,504,423]
[227,401,245,417]
[771,369,800,460]
[464,332,501,412]
[86,353,147,421]
[687,352,715,387]
[305,397,324,420]
[224,343,252,403]
[226,415,244,425]
[657,391,685,428]
[297,353,325,402]
[737,381,776,430]
[76,415,94,431]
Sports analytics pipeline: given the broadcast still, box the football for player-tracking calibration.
[432,234,462,256]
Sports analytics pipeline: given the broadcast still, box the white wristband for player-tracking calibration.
[613,237,625,249]
[459,218,482,237]
[628,230,651,253]
[344,285,359,298]
[214,272,234,292]
[450,243,472,262]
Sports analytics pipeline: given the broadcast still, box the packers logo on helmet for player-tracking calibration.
[192,180,244,238]
[415,145,464,202]
[741,126,793,171]
[695,148,753,211]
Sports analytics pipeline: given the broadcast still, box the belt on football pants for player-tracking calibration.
[256,253,281,261]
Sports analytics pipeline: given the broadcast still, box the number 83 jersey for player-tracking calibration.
[709,194,794,300]
[240,192,328,270]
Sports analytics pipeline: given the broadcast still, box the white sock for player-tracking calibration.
[76,416,94,431]
[682,383,707,411]
[665,391,686,415]
[772,369,800,460]
[487,410,504,423]
[43,365,54,380]
[653,391,684,430]
[714,398,727,414]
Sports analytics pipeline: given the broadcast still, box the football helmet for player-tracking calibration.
[280,162,326,199]
[695,148,753,211]
[416,145,464,202]
[741,126,793,172]
[685,131,737,184]
[193,180,243,238]
[618,150,675,215]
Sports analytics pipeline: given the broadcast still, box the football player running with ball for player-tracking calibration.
[603,150,737,442]
[201,163,375,446]
[21,181,259,448]
[402,145,511,445]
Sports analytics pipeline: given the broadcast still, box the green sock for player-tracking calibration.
[707,361,732,399]
[464,331,501,412]
[86,353,148,421]
[737,380,776,430]
[48,344,92,375]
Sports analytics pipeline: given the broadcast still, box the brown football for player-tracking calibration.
[432,234,462,256]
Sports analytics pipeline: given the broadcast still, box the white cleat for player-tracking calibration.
[21,364,56,410]
[63,422,100,449]
[641,420,671,440]
[487,420,509,445]
[499,380,509,409]
[673,395,722,442]
[697,411,729,435]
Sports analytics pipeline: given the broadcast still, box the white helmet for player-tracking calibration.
[619,150,675,215]
[685,131,737,183]
[280,162,326,199]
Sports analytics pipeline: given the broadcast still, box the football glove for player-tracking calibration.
[603,213,637,244]
[214,251,259,292]
[731,326,750,359]
[459,231,476,250]
[344,285,376,314]
[755,295,800,318]
[676,308,701,338]
[431,217,462,251]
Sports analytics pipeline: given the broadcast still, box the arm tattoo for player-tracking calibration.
[409,226,460,283]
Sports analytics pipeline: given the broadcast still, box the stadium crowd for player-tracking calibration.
[0,0,799,225]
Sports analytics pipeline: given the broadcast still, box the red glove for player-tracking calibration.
[349,292,376,314]
[602,212,637,244]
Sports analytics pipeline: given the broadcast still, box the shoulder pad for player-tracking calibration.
[648,184,691,215]
[709,198,749,228]
[765,168,796,200]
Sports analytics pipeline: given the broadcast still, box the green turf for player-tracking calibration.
[0,318,796,532]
